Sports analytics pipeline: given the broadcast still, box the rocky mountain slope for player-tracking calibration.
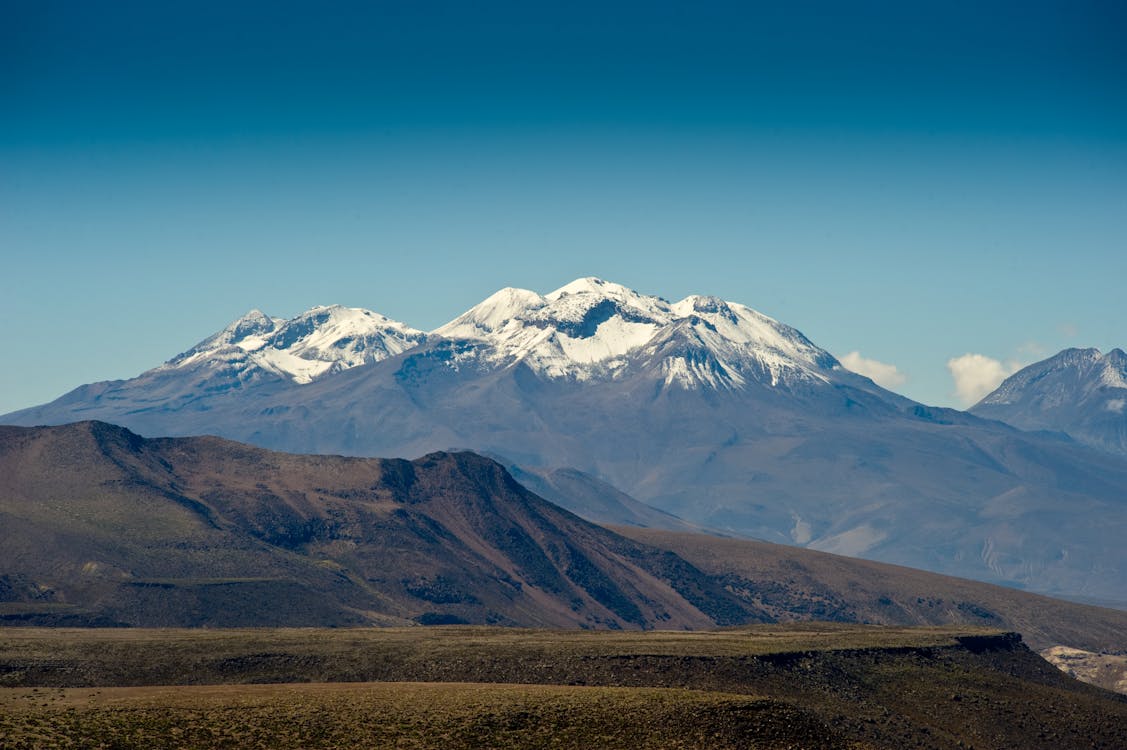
[5,280,1127,605]
[971,347,1127,455]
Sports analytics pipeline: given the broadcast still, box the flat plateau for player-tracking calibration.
[1,624,1125,749]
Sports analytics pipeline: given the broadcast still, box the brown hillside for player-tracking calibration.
[0,422,749,629]
[616,527,1127,652]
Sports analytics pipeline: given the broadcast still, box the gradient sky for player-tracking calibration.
[3,1,1125,415]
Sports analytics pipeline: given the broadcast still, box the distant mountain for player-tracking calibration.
[5,280,1127,606]
[168,304,427,384]
[4,422,1127,656]
[971,348,1127,455]
[503,463,707,534]
[7,305,427,424]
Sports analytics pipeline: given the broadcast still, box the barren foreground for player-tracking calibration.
[2,624,1125,749]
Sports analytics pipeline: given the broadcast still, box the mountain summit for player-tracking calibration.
[165,304,427,385]
[434,277,841,390]
[971,347,1127,455]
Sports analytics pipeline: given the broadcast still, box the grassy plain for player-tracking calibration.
[0,682,832,750]
[2,624,1126,749]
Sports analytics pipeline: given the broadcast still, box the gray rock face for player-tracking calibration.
[5,281,1127,606]
[971,348,1127,456]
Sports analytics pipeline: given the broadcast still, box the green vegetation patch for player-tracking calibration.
[0,682,841,750]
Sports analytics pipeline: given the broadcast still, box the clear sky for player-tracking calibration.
[2,1,1125,414]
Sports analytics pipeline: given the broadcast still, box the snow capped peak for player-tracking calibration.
[546,277,643,302]
[434,287,547,338]
[673,295,731,316]
[228,308,274,330]
[431,278,838,389]
[544,277,673,322]
[163,304,426,385]
[210,309,283,348]
[970,346,1127,455]
[982,348,1126,406]
[166,310,282,367]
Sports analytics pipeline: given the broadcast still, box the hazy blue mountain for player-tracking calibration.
[503,463,709,534]
[971,348,1127,456]
[6,279,1127,606]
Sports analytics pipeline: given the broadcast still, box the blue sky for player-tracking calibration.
[2,1,1125,414]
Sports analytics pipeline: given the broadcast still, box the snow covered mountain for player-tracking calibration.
[6,279,1127,607]
[971,348,1127,455]
[433,277,841,390]
[3,304,426,426]
[166,304,427,384]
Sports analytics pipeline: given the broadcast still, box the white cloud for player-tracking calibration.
[839,351,907,389]
[947,353,1021,407]
[1107,398,1126,414]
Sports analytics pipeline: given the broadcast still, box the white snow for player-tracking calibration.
[254,347,336,383]
[556,318,660,364]
[160,304,426,384]
[1100,365,1127,389]
[435,287,547,339]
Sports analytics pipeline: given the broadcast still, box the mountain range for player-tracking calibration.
[4,278,1126,606]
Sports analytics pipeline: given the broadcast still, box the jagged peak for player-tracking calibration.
[230,308,272,324]
[217,308,281,341]
[979,346,1127,407]
[162,302,426,385]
